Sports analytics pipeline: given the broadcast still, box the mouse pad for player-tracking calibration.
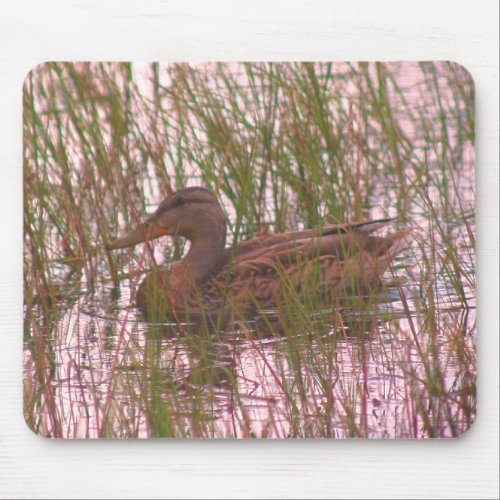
[23,61,476,438]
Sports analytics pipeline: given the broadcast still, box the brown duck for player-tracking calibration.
[106,187,408,320]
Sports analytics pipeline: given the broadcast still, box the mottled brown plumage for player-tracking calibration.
[106,187,408,320]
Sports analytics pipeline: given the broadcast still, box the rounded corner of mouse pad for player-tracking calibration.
[23,61,476,439]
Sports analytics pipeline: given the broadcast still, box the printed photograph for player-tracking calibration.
[23,62,475,438]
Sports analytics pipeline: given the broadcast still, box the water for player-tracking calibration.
[24,248,475,438]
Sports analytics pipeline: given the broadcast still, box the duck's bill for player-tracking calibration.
[105,217,169,250]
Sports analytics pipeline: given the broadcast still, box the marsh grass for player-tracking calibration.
[23,62,475,438]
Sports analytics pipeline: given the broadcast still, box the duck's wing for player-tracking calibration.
[222,218,398,266]
[213,218,408,290]
[198,219,409,312]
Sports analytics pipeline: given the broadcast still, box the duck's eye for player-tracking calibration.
[175,197,186,207]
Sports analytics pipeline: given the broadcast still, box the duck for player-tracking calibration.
[106,187,408,320]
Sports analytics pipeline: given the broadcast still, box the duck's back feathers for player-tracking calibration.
[190,218,409,314]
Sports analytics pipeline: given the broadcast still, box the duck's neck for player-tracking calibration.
[181,230,227,284]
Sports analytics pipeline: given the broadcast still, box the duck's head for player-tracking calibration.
[106,187,227,251]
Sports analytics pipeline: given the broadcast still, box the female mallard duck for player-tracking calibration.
[106,187,408,320]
